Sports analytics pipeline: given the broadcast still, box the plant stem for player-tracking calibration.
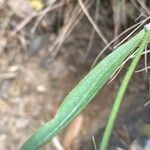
[99,30,150,150]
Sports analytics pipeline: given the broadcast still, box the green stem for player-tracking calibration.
[99,30,150,150]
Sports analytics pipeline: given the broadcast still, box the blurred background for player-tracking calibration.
[0,0,150,149]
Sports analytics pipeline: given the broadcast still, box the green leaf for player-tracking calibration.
[21,29,146,150]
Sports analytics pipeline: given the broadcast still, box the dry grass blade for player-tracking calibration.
[92,136,98,150]
[12,12,36,35]
[136,0,150,15]
[113,18,150,49]
[136,66,150,73]
[63,115,83,149]
[108,49,138,84]
[85,0,99,59]
[108,42,150,83]
[78,0,108,45]
[48,0,91,58]
[91,18,149,68]
[52,136,64,150]
[112,0,127,46]
[144,100,150,107]
[12,0,65,35]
